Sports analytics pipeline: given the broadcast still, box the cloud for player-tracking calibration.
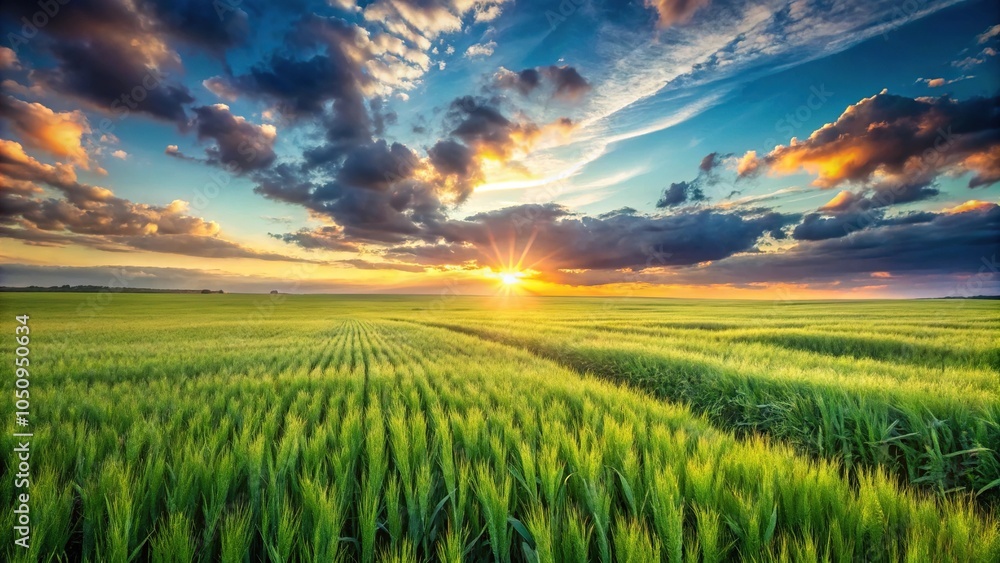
[698,203,1000,283]
[0,47,19,70]
[164,144,197,161]
[737,91,1000,191]
[792,211,877,241]
[916,76,971,88]
[269,226,360,252]
[0,139,107,204]
[942,199,997,215]
[699,152,724,173]
[256,140,450,244]
[0,0,238,124]
[445,96,576,163]
[789,180,943,242]
[389,204,792,272]
[0,95,99,171]
[474,4,503,23]
[952,47,997,69]
[656,151,725,208]
[531,203,998,293]
[465,41,497,59]
[202,77,241,102]
[494,67,541,95]
[428,139,478,181]
[423,96,580,195]
[215,16,373,121]
[645,0,711,28]
[188,104,278,172]
[736,150,761,177]
[120,234,317,262]
[140,0,250,54]
[977,24,1000,44]
[361,0,510,48]
[0,139,311,263]
[656,181,706,208]
[0,147,218,237]
[495,65,592,102]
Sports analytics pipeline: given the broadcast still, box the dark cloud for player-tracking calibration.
[699,151,724,173]
[789,179,943,241]
[252,163,316,205]
[792,211,874,241]
[656,151,724,208]
[258,140,449,245]
[494,65,591,101]
[37,42,194,124]
[370,98,398,136]
[391,204,792,272]
[656,181,706,208]
[188,104,277,172]
[215,15,371,119]
[448,95,514,151]
[539,203,998,293]
[495,68,540,96]
[435,96,575,193]
[229,52,365,118]
[141,0,250,54]
[0,0,254,124]
[337,140,419,191]
[702,203,1000,283]
[428,139,477,179]
[541,65,591,101]
[269,226,359,252]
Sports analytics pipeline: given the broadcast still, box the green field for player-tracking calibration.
[1,294,998,562]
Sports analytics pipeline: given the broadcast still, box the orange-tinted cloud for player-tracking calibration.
[819,190,857,212]
[942,200,996,214]
[645,0,711,28]
[0,47,19,70]
[0,95,99,171]
[737,91,1000,191]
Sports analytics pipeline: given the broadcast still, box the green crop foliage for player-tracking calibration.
[414,297,1000,502]
[0,293,997,562]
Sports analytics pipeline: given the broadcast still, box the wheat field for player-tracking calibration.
[0,294,997,562]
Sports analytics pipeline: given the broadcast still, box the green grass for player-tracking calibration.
[0,293,997,561]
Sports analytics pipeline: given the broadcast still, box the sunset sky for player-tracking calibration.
[1,0,998,298]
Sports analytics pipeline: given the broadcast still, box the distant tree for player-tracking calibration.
[201,289,212,294]
[270,290,279,294]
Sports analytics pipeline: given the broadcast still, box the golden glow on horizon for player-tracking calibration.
[0,233,926,301]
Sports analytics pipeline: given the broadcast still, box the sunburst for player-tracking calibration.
[475,224,557,297]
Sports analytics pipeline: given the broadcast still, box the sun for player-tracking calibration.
[501,272,521,286]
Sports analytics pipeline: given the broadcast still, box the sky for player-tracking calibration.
[0,0,998,298]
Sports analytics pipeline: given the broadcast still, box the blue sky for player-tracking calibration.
[0,0,998,296]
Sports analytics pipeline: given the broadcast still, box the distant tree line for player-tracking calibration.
[0,285,225,294]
